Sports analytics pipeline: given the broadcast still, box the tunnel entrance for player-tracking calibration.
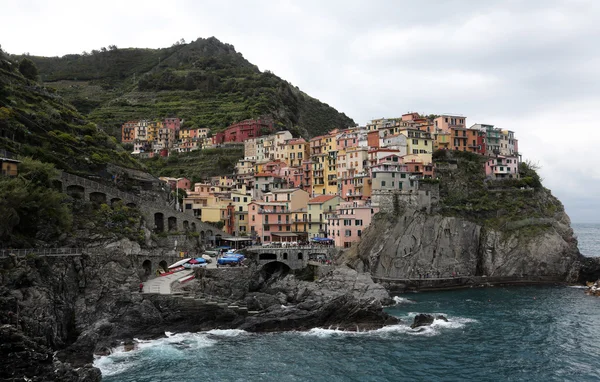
[261,261,291,282]
[142,259,152,278]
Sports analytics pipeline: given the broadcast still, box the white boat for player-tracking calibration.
[168,258,191,269]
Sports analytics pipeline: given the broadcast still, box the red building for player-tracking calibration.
[213,119,273,144]
[121,121,137,143]
[164,118,181,132]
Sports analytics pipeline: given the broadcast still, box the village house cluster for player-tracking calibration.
[123,113,521,248]
[121,118,273,157]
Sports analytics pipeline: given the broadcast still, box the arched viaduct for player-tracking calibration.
[245,246,337,270]
[59,172,228,245]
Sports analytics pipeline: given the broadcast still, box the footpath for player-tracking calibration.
[142,270,193,295]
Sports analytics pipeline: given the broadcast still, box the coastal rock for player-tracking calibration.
[348,204,582,284]
[410,314,435,329]
[0,324,101,382]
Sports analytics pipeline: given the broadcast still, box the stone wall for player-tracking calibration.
[371,184,439,214]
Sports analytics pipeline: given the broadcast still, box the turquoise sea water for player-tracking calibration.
[98,224,600,382]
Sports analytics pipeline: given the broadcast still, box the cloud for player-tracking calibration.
[1,0,599,222]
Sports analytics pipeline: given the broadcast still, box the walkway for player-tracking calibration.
[142,270,193,295]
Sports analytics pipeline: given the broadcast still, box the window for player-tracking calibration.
[265,225,270,231]
[412,139,418,145]
[240,215,245,221]
[355,220,363,226]
[413,149,418,154]
[401,173,406,178]
[382,181,386,187]
[357,230,362,237]
[244,197,248,202]
[345,230,352,237]
[252,215,255,222]
[392,181,395,187]
[239,206,243,212]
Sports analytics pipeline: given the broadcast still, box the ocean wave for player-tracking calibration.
[567,285,588,289]
[94,332,216,376]
[298,314,477,338]
[206,329,249,337]
[392,296,416,304]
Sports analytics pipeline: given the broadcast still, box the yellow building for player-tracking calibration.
[147,121,161,142]
[434,132,451,151]
[399,128,433,164]
[285,138,309,167]
[307,195,343,238]
[322,133,338,194]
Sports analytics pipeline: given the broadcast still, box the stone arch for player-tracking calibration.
[259,253,277,261]
[206,230,213,238]
[215,234,222,245]
[142,259,152,276]
[297,252,304,260]
[126,202,137,208]
[89,192,107,204]
[110,198,122,207]
[183,220,189,231]
[261,261,291,281]
[168,216,177,232]
[200,230,205,241]
[159,260,168,271]
[66,184,85,199]
[154,213,164,233]
[282,252,288,260]
[191,222,196,232]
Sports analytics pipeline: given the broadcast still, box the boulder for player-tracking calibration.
[410,313,435,329]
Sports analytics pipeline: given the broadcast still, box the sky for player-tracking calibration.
[2,0,599,222]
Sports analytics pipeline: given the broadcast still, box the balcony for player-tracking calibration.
[258,208,291,214]
[293,218,310,222]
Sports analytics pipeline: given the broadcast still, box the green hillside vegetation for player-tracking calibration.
[433,150,556,229]
[17,37,355,139]
[144,146,244,183]
[0,47,139,174]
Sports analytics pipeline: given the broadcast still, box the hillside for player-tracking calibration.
[16,37,356,139]
[0,49,139,174]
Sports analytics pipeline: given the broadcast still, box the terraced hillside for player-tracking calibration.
[17,37,356,139]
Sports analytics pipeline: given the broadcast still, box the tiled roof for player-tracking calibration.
[308,195,339,204]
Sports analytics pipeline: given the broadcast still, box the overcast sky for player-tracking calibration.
[2,0,599,222]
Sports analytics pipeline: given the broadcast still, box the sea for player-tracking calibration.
[96,223,600,382]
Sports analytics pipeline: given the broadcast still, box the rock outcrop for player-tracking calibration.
[346,203,582,284]
[410,314,435,329]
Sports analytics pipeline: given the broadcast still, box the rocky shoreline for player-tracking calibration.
[1,236,599,382]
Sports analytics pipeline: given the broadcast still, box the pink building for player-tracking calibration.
[327,200,379,248]
[433,115,466,133]
[485,156,520,179]
[160,177,191,191]
[248,201,292,243]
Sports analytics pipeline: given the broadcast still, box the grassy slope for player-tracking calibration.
[18,37,355,139]
[0,55,140,174]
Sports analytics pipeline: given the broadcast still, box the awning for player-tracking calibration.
[311,237,333,242]
[271,233,299,237]
[168,258,191,269]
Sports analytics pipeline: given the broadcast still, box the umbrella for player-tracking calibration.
[168,258,191,269]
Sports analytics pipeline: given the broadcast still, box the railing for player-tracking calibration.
[247,245,333,251]
[0,248,83,258]
[258,209,291,214]
[0,149,18,160]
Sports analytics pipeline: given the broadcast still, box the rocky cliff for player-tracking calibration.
[0,240,396,381]
[343,151,583,286]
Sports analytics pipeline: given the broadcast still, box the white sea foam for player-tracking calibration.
[206,329,249,337]
[298,314,477,338]
[392,296,416,304]
[94,332,216,376]
[567,285,588,289]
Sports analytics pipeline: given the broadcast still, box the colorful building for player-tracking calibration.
[327,200,379,248]
[307,195,343,238]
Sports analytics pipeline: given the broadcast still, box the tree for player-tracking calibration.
[18,58,38,81]
[108,45,117,51]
